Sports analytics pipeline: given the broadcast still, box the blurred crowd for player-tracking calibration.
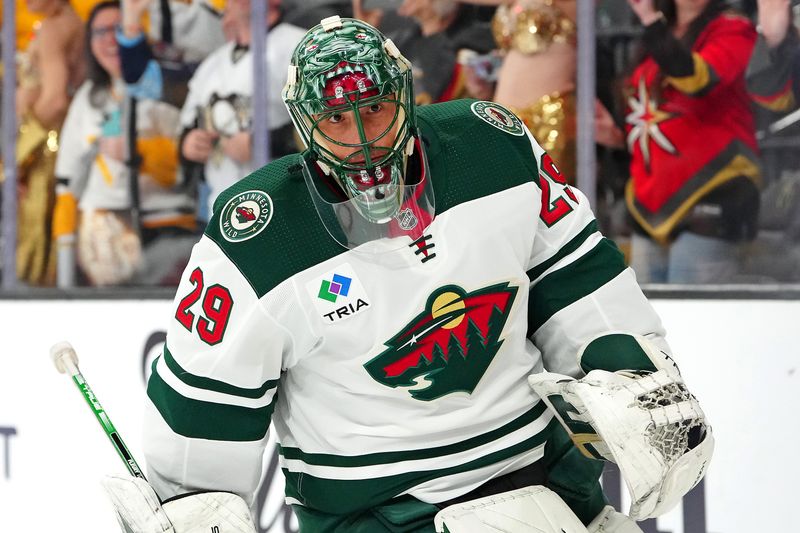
[1,0,799,288]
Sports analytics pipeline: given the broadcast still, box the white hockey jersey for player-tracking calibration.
[55,81,194,225]
[179,22,306,218]
[143,99,669,518]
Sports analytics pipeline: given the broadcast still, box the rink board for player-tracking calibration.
[0,298,796,532]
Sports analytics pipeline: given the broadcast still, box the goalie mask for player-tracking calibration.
[282,16,434,250]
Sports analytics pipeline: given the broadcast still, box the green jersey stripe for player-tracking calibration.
[163,345,279,399]
[283,418,558,515]
[528,238,627,335]
[579,334,658,374]
[147,357,274,441]
[526,220,599,282]
[279,401,548,467]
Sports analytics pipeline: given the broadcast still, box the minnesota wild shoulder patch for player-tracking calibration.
[470,101,525,136]
[219,190,274,242]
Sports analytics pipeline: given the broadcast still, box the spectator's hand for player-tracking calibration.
[758,0,792,48]
[397,0,420,17]
[594,100,626,149]
[182,129,219,163]
[99,136,127,162]
[626,0,663,26]
[352,0,384,28]
[220,132,252,164]
[463,64,495,101]
[121,0,153,38]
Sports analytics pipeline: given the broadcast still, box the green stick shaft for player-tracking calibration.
[71,371,146,480]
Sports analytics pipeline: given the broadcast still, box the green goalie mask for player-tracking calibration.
[282,16,435,250]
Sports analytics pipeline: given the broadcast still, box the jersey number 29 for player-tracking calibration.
[175,267,233,345]
[537,153,578,226]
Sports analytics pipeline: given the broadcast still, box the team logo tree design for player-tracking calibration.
[364,283,518,401]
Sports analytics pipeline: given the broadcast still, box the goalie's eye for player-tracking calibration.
[327,113,344,124]
[367,103,382,114]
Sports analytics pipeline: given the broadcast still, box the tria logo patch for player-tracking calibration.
[364,282,518,401]
[318,273,352,303]
[307,264,370,324]
[219,190,273,242]
[470,101,525,136]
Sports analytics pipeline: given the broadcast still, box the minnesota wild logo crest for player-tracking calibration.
[470,101,525,136]
[364,283,518,401]
[219,190,273,242]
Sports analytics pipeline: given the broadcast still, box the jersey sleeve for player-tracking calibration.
[54,83,95,199]
[669,16,756,96]
[143,234,290,504]
[643,15,756,97]
[747,32,799,112]
[521,127,670,377]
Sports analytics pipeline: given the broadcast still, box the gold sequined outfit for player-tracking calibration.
[14,31,57,285]
[508,91,576,181]
[491,0,576,55]
[15,115,59,285]
[492,1,577,181]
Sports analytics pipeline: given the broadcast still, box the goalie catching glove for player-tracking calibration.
[528,334,714,520]
[101,474,257,533]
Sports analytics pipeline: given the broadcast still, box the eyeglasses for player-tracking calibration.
[90,24,118,40]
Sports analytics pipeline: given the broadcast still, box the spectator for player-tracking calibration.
[16,0,85,129]
[747,0,800,115]
[179,0,305,221]
[114,0,226,110]
[600,0,761,284]
[488,0,579,181]
[52,0,196,287]
[15,0,85,286]
[396,0,497,103]
[744,0,800,280]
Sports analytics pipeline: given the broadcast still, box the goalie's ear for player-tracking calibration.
[577,333,680,378]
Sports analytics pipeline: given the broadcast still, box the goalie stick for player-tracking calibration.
[50,342,259,533]
[50,341,146,480]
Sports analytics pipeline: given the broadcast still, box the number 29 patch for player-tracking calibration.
[175,267,234,345]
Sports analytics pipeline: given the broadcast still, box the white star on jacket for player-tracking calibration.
[626,78,678,169]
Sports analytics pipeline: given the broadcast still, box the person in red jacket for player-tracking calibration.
[606,0,762,283]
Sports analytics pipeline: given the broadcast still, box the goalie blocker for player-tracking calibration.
[528,333,714,520]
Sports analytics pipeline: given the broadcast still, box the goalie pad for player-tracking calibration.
[101,475,256,533]
[434,485,589,533]
[586,506,643,533]
[528,365,713,520]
